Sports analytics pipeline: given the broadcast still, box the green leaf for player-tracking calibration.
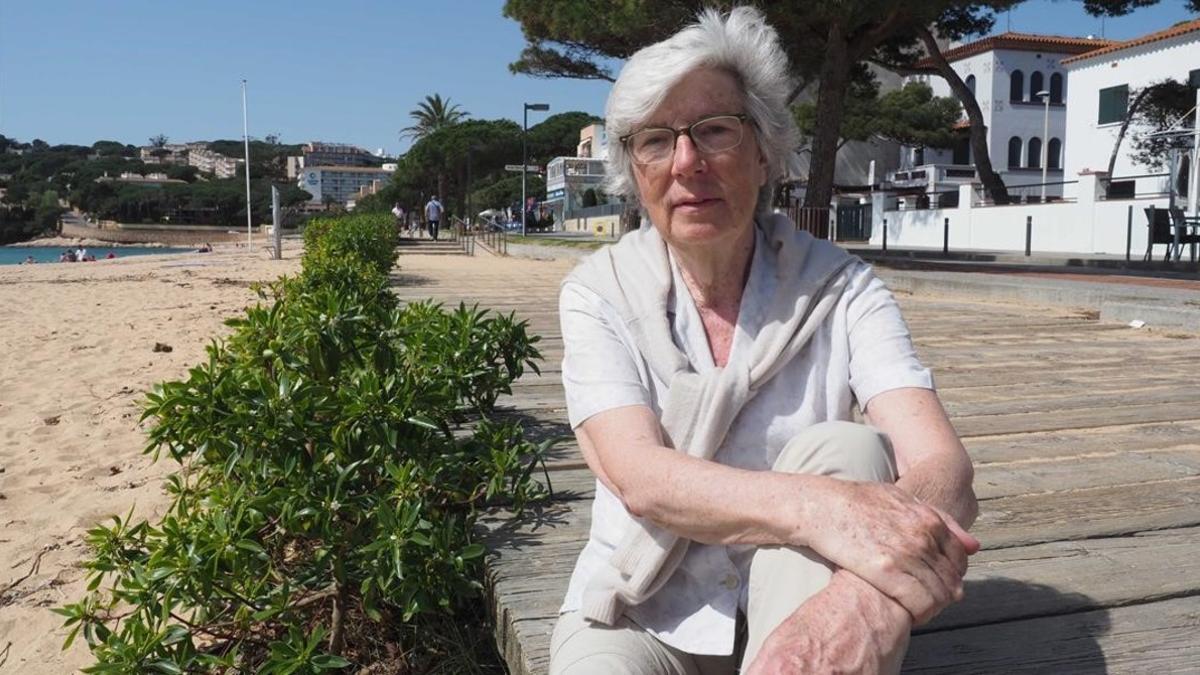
[311,654,352,669]
[460,543,486,560]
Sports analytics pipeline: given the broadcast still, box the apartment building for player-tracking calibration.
[298,165,394,205]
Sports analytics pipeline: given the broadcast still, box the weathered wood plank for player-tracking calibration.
[905,595,1200,674]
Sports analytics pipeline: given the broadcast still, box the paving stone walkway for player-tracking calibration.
[391,248,1200,675]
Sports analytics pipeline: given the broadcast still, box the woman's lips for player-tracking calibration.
[673,198,721,211]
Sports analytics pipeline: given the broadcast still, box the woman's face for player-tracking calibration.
[631,68,766,250]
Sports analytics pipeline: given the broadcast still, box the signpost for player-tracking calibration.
[505,164,541,172]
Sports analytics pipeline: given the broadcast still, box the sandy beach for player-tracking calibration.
[0,242,303,672]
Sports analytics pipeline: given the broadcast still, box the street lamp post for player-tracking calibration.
[522,103,550,236]
[1036,89,1050,202]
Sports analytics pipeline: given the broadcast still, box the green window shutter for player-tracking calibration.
[1098,85,1129,125]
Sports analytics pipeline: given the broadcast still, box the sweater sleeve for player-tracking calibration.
[560,282,654,429]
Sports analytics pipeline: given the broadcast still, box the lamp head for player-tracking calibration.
[525,103,550,111]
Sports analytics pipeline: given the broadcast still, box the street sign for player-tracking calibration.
[505,164,542,172]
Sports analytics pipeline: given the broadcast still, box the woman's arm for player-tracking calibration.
[578,399,974,625]
[864,387,978,529]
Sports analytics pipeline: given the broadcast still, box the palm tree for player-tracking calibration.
[401,94,468,140]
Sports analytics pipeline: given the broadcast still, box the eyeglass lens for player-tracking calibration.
[629,116,744,163]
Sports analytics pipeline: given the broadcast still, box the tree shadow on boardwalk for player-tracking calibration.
[389,272,436,287]
[906,577,1109,673]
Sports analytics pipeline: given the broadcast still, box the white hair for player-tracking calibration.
[603,6,799,214]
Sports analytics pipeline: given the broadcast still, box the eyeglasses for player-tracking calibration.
[620,114,749,165]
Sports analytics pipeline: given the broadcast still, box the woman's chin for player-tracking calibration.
[662,218,746,247]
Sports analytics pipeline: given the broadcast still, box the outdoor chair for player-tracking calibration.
[1142,206,1200,262]
[1168,207,1200,262]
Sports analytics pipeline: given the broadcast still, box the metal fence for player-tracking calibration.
[565,202,625,220]
[788,205,831,239]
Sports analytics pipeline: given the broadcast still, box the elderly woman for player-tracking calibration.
[552,8,979,675]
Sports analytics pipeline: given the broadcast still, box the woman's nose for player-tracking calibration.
[671,134,705,175]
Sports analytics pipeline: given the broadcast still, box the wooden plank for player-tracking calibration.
[976,476,1200,549]
[954,399,1200,437]
[964,421,1200,464]
[905,595,1200,674]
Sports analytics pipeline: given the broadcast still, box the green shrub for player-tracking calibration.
[58,213,550,673]
[303,213,396,277]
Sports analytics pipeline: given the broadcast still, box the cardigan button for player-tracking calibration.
[721,573,740,590]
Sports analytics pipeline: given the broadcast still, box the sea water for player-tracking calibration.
[0,246,194,265]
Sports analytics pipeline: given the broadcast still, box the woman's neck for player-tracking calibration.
[671,225,756,311]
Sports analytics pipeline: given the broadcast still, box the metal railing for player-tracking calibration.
[788,205,831,239]
[565,202,625,220]
[447,217,475,256]
[980,179,1079,206]
[1098,172,1172,201]
[475,221,508,256]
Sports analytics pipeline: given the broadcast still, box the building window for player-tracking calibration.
[965,74,976,97]
[1010,70,1024,102]
[1029,71,1044,101]
[1047,138,1062,169]
[1190,69,1200,90]
[1098,84,1129,124]
[1027,137,1042,169]
[1008,136,1023,168]
[1050,73,1064,104]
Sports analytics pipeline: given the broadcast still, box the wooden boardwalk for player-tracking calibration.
[391,248,1200,674]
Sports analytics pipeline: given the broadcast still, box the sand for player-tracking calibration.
[0,242,305,672]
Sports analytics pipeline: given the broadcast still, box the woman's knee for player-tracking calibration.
[550,611,695,675]
[772,421,896,482]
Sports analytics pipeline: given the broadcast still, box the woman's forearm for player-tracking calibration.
[577,409,817,547]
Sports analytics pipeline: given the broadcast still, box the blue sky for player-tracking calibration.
[0,1,1195,156]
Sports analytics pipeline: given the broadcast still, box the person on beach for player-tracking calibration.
[551,8,978,674]
[424,195,443,241]
[21,255,36,265]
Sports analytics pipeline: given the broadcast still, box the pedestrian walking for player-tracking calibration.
[424,196,444,241]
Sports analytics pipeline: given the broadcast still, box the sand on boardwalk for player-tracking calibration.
[0,244,575,673]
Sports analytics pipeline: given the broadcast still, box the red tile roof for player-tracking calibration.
[1062,18,1200,65]
[911,32,1115,70]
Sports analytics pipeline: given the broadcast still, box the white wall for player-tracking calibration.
[1064,31,1200,195]
[873,177,1169,255]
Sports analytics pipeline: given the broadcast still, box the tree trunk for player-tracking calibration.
[1106,87,1154,185]
[917,26,1010,206]
[803,22,853,219]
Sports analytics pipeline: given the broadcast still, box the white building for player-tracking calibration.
[894,32,1112,204]
[1062,18,1200,202]
[298,166,394,205]
[187,147,241,179]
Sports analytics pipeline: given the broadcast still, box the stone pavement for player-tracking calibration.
[390,250,1200,675]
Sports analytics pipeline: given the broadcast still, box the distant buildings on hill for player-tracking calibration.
[139,142,241,179]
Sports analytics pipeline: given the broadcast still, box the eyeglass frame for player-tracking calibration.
[619,113,751,165]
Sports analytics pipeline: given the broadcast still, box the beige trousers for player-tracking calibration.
[549,421,899,675]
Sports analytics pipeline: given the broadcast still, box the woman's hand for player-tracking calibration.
[745,572,911,675]
[800,476,979,625]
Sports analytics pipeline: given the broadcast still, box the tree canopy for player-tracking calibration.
[795,79,962,150]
